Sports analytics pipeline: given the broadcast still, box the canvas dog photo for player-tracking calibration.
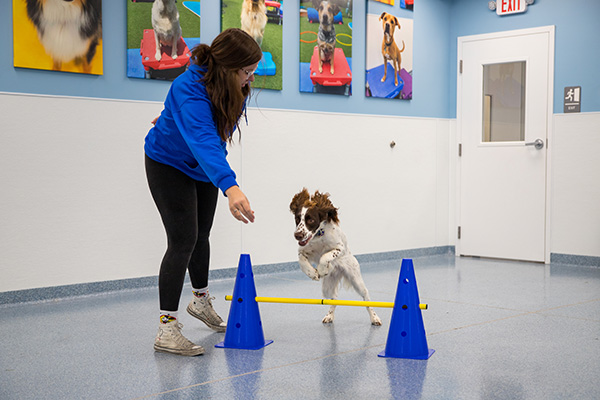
[299,0,353,96]
[13,0,103,75]
[365,1,413,99]
[221,0,284,91]
[127,0,201,80]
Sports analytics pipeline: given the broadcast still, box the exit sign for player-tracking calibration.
[497,0,528,15]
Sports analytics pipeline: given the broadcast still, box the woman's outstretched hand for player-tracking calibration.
[225,186,255,224]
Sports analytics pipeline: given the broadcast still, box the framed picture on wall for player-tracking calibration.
[299,1,353,96]
[365,1,413,100]
[12,0,103,75]
[127,0,201,81]
[221,0,283,91]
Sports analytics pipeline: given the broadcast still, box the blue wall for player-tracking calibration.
[449,0,600,116]
[0,0,597,118]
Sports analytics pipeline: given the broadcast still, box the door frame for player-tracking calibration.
[456,26,555,264]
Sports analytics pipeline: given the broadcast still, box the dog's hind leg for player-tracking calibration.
[321,275,339,324]
[350,275,382,326]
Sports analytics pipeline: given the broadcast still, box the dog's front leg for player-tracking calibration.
[298,253,320,281]
[154,30,162,61]
[317,248,342,277]
[318,53,324,73]
[381,54,388,83]
[329,57,335,74]
[171,35,178,60]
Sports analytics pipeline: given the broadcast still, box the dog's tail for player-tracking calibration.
[399,40,405,53]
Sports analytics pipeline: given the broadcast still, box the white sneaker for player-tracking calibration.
[186,292,227,332]
[154,319,204,356]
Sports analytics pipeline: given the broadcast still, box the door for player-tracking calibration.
[457,27,554,263]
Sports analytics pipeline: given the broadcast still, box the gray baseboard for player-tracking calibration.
[0,246,454,306]
[550,253,600,267]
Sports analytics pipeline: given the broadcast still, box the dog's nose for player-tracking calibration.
[294,231,305,241]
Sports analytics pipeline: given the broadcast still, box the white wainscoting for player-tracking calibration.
[0,93,454,292]
[551,112,600,257]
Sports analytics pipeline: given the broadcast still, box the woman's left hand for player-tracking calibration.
[225,186,255,224]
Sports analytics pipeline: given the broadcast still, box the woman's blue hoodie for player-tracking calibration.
[144,64,238,195]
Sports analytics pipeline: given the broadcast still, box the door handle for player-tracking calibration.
[525,138,544,150]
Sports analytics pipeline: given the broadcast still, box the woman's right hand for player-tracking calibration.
[225,186,255,224]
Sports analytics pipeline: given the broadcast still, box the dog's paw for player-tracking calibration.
[322,314,334,324]
[317,262,331,277]
[370,314,382,326]
[155,51,162,61]
[307,269,320,281]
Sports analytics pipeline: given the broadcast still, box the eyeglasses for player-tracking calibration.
[240,67,256,78]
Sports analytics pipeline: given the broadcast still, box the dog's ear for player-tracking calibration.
[312,0,321,9]
[331,2,341,15]
[312,191,339,224]
[290,188,310,214]
[326,205,339,224]
[393,16,400,28]
[379,12,387,21]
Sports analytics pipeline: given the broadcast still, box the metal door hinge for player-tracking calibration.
[459,60,463,74]
[458,226,461,239]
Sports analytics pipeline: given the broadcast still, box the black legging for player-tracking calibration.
[145,155,219,311]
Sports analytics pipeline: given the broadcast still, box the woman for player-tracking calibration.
[144,28,262,356]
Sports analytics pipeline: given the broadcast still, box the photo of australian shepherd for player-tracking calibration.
[24,0,102,74]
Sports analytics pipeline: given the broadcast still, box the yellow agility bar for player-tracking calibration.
[225,295,427,310]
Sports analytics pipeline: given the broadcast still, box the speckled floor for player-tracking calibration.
[1,255,599,399]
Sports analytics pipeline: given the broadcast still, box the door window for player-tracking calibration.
[482,61,526,142]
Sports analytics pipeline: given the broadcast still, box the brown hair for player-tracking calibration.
[190,28,262,143]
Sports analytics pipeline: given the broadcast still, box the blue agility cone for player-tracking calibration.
[215,254,273,350]
[378,259,434,359]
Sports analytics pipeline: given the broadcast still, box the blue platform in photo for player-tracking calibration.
[255,52,276,76]
[366,63,404,98]
[299,57,352,94]
[182,1,200,17]
[127,37,200,79]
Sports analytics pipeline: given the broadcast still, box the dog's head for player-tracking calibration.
[313,0,340,26]
[290,188,339,246]
[245,0,266,7]
[379,12,400,37]
[318,42,335,60]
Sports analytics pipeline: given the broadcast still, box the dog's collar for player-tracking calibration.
[316,228,325,237]
[384,37,394,47]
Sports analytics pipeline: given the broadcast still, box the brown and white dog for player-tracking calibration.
[152,0,181,61]
[24,0,102,73]
[380,12,405,86]
[290,189,382,326]
[241,0,267,47]
[313,0,339,74]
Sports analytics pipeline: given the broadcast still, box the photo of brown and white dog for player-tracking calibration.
[379,12,405,86]
[241,0,267,47]
[24,0,102,74]
[313,0,340,74]
[152,0,181,61]
[290,188,382,326]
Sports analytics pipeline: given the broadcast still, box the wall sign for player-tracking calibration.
[488,0,534,16]
[564,86,582,113]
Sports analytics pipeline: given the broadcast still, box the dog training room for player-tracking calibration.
[1,1,599,399]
